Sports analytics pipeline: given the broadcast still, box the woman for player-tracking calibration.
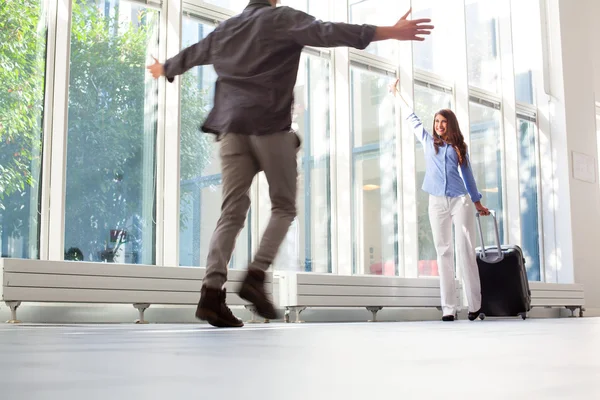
[391,79,490,322]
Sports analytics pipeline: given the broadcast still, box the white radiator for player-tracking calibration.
[277,272,461,322]
[529,281,585,316]
[1,258,272,323]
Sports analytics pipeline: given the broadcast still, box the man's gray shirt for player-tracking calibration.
[163,0,376,137]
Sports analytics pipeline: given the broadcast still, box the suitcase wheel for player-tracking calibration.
[479,313,485,321]
[519,312,527,320]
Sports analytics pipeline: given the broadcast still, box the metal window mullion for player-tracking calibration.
[349,59,396,77]
[413,69,454,93]
[303,46,331,59]
[516,112,537,123]
[414,78,454,95]
[532,118,545,281]
[303,57,312,272]
[182,10,220,25]
[348,48,397,72]
[130,0,164,11]
[468,92,502,110]
[352,143,380,154]
[182,1,236,22]
[516,102,538,120]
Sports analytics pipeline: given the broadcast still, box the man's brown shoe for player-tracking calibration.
[196,286,244,328]
[238,269,279,320]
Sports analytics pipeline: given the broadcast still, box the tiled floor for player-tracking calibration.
[1,318,599,399]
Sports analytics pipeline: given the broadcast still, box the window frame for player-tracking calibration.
[33,0,553,284]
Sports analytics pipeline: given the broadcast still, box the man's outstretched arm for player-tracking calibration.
[147,33,214,82]
[282,7,433,49]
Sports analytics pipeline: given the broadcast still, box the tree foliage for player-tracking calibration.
[0,0,46,256]
[0,0,44,201]
[0,0,212,260]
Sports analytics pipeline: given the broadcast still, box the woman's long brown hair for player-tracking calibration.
[432,109,468,166]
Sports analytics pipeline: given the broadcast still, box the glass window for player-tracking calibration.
[469,100,504,246]
[179,17,250,269]
[0,0,47,259]
[412,0,455,78]
[64,0,159,264]
[351,66,396,147]
[258,53,331,273]
[511,0,541,104]
[350,66,398,275]
[517,116,541,281]
[294,54,331,273]
[465,0,500,92]
[348,0,398,61]
[413,83,453,277]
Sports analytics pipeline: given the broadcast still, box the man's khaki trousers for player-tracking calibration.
[202,131,300,289]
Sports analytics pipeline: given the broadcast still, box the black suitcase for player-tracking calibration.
[475,211,531,320]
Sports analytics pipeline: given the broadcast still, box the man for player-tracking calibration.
[148,0,433,328]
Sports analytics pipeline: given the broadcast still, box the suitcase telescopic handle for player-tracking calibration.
[475,210,504,263]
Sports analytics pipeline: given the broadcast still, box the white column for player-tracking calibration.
[541,0,600,296]
[38,0,60,260]
[396,0,415,278]
[161,0,183,267]
[539,0,575,284]
[451,0,471,145]
[498,1,520,247]
[331,0,351,275]
[555,0,600,290]
[536,0,557,282]
[47,0,73,261]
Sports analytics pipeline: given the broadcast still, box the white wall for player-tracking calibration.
[591,0,600,312]
[547,0,600,312]
[593,0,600,101]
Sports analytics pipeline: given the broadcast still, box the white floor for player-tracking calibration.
[1,318,599,399]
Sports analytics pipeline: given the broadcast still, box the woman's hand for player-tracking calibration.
[389,78,410,108]
[474,201,490,216]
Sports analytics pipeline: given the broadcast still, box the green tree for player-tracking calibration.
[0,0,212,260]
[0,0,46,257]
